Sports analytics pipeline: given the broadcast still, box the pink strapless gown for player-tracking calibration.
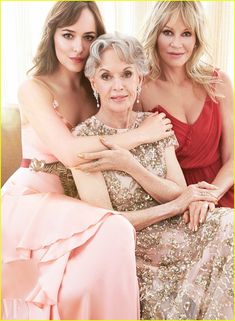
[2,123,139,320]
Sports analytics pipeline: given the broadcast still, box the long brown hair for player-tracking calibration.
[28,1,105,76]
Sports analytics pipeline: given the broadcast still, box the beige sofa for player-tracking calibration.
[1,107,22,186]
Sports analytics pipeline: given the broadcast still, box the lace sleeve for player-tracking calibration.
[158,134,179,150]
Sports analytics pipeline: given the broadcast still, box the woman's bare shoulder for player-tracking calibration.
[143,75,155,87]
[18,77,54,106]
[140,77,160,111]
[215,70,233,104]
[215,70,233,89]
[217,70,231,82]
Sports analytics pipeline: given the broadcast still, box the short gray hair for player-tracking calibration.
[85,32,149,78]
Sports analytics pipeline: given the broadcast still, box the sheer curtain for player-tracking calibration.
[1,1,234,107]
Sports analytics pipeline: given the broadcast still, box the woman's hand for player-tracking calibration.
[183,201,216,231]
[137,112,174,143]
[75,138,136,173]
[173,181,218,215]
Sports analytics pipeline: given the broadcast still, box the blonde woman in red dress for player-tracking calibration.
[139,1,233,218]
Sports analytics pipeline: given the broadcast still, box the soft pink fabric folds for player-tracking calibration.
[2,182,139,319]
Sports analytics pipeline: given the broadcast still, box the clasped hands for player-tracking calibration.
[183,199,216,232]
[76,137,136,174]
[76,141,218,232]
[75,111,172,173]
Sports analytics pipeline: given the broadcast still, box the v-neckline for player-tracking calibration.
[155,95,209,127]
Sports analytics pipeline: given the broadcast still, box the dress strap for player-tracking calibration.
[31,78,73,130]
[213,68,220,77]
[52,100,73,131]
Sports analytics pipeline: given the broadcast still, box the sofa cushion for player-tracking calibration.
[1,107,22,186]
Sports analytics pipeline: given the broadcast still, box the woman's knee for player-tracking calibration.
[102,214,136,248]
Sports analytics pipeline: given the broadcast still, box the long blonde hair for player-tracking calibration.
[28,1,105,76]
[142,1,220,100]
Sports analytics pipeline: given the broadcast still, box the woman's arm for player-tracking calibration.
[211,71,234,200]
[119,182,218,231]
[71,157,219,231]
[19,80,173,168]
[74,141,186,203]
[71,169,113,210]
[116,145,186,203]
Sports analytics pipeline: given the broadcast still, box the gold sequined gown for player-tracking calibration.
[73,112,234,320]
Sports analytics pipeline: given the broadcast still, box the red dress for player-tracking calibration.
[151,95,234,208]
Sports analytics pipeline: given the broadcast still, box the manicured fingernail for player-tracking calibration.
[195,226,198,232]
[199,218,203,224]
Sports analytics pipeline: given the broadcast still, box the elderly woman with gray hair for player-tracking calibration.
[72,33,233,320]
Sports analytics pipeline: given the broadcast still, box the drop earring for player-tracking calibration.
[93,90,100,108]
[136,86,141,104]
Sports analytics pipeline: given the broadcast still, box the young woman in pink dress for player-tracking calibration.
[1,2,174,320]
[138,1,234,222]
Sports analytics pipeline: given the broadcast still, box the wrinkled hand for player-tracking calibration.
[174,181,218,215]
[75,138,136,173]
[138,112,174,143]
[183,201,216,231]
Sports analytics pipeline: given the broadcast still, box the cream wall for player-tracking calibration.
[1,1,234,107]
